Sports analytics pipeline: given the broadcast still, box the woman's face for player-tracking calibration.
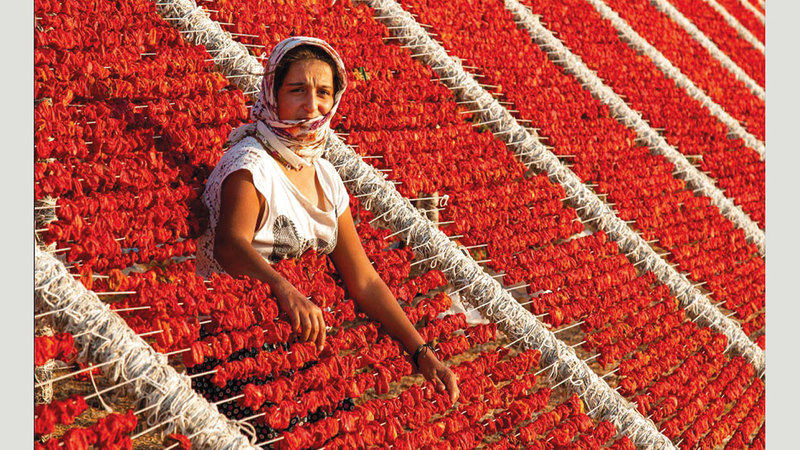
[276,59,335,121]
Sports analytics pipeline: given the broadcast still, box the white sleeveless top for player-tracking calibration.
[196,136,350,277]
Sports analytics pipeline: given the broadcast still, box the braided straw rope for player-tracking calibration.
[34,248,258,449]
[358,0,765,378]
[505,0,765,256]
[702,0,765,52]
[646,0,765,100]
[585,0,765,159]
[153,0,676,446]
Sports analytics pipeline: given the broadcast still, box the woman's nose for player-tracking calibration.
[302,91,318,114]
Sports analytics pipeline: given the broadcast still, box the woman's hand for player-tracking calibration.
[274,279,326,351]
[417,351,460,405]
[331,209,460,405]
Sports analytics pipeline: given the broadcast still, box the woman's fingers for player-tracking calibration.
[418,355,458,404]
[442,370,460,404]
[315,313,327,350]
[300,313,312,342]
[432,372,446,394]
[289,309,301,336]
[309,311,321,346]
[309,313,320,345]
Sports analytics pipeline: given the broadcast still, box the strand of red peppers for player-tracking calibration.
[34,322,59,405]
[36,409,139,450]
[34,392,192,449]
[663,0,764,87]
[35,248,258,449]
[605,0,765,139]
[358,0,764,375]
[731,0,765,25]
[582,0,765,157]
[32,331,171,447]
[305,355,633,449]
[640,0,764,100]
[149,1,675,447]
[465,0,765,335]
[504,0,765,256]
[161,244,531,447]
[514,0,764,228]
[33,0,250,270]
[694,0,764,53]
[287,348,556,448]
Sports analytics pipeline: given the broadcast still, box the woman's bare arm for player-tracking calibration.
[214,170,327,348]
[214,170,279,284]
[330,207,459,404]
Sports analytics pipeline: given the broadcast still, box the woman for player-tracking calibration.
[197,37,459,404]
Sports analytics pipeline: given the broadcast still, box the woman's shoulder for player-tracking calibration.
[204,137,278,201]
[226,136,267,160]
[216,137,275,174]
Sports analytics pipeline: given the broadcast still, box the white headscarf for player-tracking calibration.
[228,36,348,169]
